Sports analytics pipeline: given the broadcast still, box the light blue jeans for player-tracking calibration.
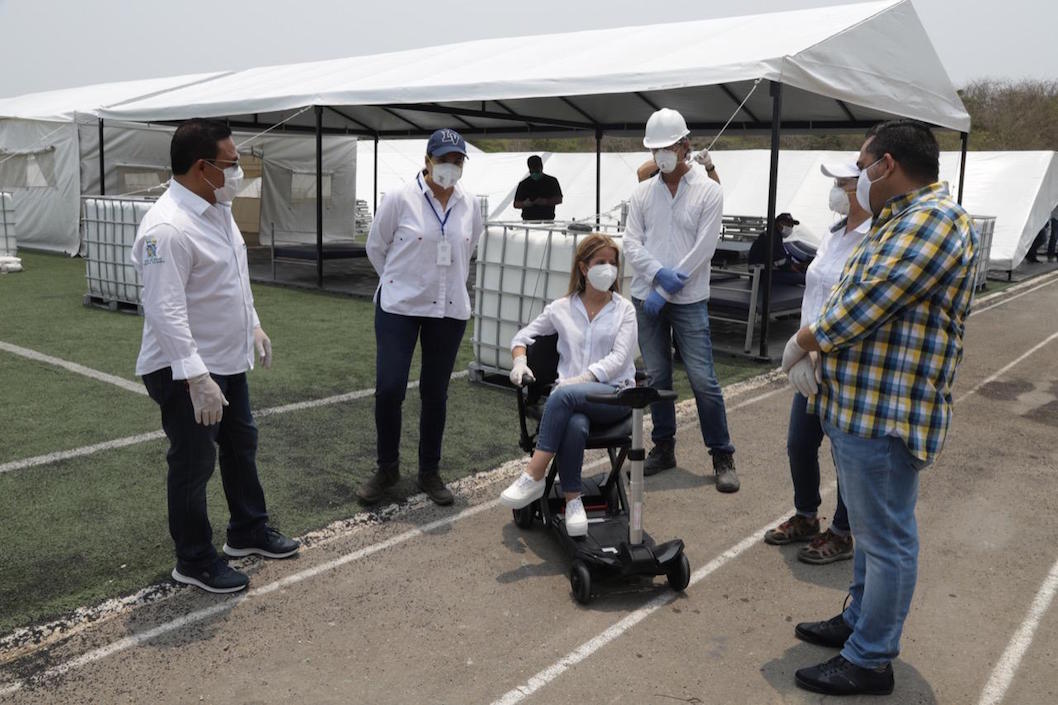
[633,297,734,455]
[823,421,926,669]
[535,383,631,494]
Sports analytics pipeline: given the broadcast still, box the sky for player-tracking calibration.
[0,0,1054,100]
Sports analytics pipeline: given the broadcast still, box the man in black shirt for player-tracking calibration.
[514,155,563,221]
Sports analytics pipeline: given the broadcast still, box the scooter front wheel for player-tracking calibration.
[570,560,592,605]
[512,504,534,530]
[666,552,691,592]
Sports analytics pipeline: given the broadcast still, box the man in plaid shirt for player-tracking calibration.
[780,120,978,696]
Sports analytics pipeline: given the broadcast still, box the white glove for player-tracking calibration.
[692,149,714,171]
[188,373,229,426]
[254,326,272,369]
[509,354,535,386]
[788,356,819,397]
[556,370,596,388]
[781,333,808,373]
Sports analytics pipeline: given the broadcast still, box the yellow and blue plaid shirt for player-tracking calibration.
[810,182,978,465]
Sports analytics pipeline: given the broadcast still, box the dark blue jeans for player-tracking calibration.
[375,305,466,477]
[788,392,849,533]
[143,368,269,570]
[633,297,734,455]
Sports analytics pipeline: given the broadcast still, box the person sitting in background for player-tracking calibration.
[763,161,872,565]
[499,233,637,537]
[514,155,563,221]
[747,212,806,285]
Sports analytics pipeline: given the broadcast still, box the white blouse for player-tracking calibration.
[511,293,638,387]
[801,217,872,329]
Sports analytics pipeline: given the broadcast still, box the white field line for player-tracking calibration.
[955,331,1058,404]
[0,341,147,395]
[0,379,787,695]
[977,558,1058,705]
[971,270,1058,315]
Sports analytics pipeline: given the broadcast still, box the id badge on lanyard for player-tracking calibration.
[422,176,453,267]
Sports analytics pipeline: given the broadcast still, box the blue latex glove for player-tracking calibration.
[643,290,667,317]
[655,267,689,294]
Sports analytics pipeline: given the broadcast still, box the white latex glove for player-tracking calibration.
[254,326,272,369]
[788,356,819,397]
[188,373,229,426]
[509,354,535,386]
[692,149,714,171]
[555,370,596,388]
[781,333,808,373]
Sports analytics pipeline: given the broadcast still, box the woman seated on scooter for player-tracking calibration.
[499,233,638,537]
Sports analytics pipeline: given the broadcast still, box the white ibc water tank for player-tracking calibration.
[970,215,996,290]
[471,221,632,376]
[82,196,156,306]
[0,192,15,257]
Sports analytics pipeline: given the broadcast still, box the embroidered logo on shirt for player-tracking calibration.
[142,237,165,265]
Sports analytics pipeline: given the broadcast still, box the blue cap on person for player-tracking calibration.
[427,128,469,159]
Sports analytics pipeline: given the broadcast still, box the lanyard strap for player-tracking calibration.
[418,173,451,237]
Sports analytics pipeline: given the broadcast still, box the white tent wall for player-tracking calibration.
[0,118,81,254]
[78,118,175,197]
[258,132,358,245]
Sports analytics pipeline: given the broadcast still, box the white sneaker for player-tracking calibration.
[564,496,588,537]
[500,472,546,508]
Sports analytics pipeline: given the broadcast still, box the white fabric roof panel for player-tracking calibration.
[99,1,969,134]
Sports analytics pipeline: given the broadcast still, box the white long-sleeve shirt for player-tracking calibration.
[132,180,260,379]
[622,168,724,304]
[367,172,484,319]
[510,293,637,387]
[800,217,872,328]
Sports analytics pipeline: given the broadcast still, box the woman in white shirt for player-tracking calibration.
[764,161,872,564]
[499,233,638,537]
[357,128,484,508]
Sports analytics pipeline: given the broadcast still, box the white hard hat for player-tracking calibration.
[643,108,689,149]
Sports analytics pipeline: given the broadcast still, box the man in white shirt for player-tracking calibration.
[358,128,485,507]
[623,108,739,493]
[133,119,298,595]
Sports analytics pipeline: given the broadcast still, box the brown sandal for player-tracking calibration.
[764,514,820,545]
[797,529,854,564]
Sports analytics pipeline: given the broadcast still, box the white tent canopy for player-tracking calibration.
[100,1,969,137]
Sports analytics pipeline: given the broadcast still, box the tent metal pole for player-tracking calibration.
[373,136,379,212]
[98,118,106,196]
[315,105,324,288]
[957,131,968,205]
[595,128,602,226]
[760,81,783,359]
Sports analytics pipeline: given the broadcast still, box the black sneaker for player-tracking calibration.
[172,558,249,594]
[418,473,454,506]
[223,525,300,559]
[795,654,894,696]
[356,462,399,504]
[643,441,676,476]
[795,613,854,648]
[712,453,740,493]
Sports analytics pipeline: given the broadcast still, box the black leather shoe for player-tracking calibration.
[643,441,676,476]
[418,473,454,506]
[356,462,399,504]
[795,613,854,648]
[795,654,894,696]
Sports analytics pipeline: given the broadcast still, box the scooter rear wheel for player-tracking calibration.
[570,560,592,604]
[512,505,534,530]
[666,552,691,592]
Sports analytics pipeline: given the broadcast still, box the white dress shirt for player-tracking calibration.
[132,180,260,379]
[622,168,724,304]
[800,216,872,328]
[367,172,485,320]
[511,293,638,387]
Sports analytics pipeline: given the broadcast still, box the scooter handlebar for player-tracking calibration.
[585,386,678,409]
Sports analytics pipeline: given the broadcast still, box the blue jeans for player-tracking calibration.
[823,421,925,669]
[374,305,466,477]
[143,368,269,570]
[535,383,631,494]
[788,393,849,533]
[633,297,734,455]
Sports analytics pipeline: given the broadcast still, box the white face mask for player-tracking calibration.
[779,225,793,238]
[204,163,244,204]
[856,157,885,214]
[653,149,679,174]
[829,185,850,215]
[431,161,462,189]
[586,263,618,292]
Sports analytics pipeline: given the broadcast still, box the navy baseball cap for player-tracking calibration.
[427,128,469,159]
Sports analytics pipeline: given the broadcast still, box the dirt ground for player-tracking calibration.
[3,274,1058,705]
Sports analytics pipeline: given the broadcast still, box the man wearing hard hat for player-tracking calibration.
[622,108,738,493]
